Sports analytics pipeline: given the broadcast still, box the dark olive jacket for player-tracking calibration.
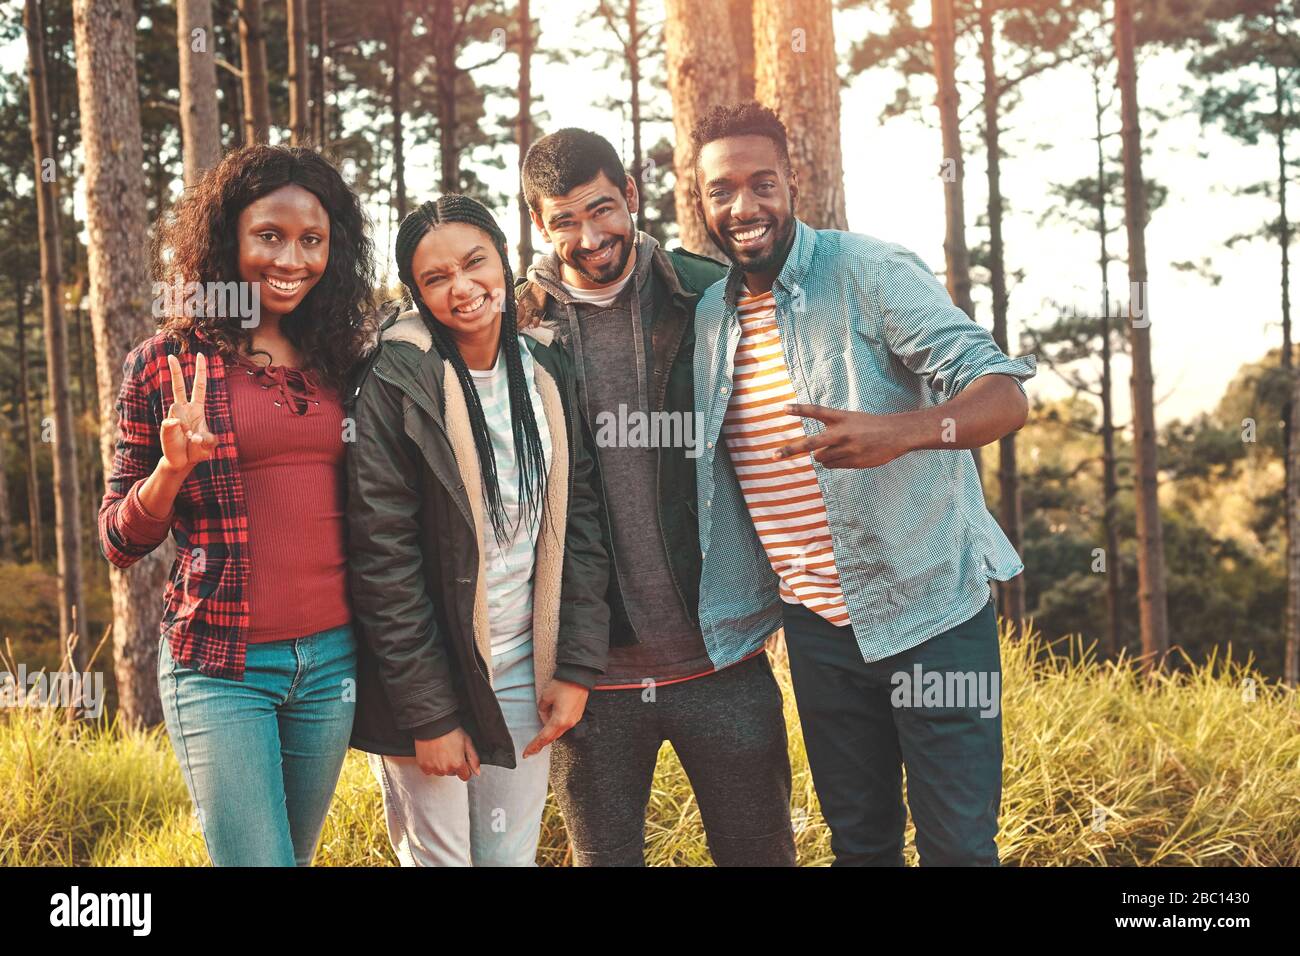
[344,308,610,769]
[514,244,726,647]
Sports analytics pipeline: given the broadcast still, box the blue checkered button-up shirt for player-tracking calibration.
[693,219,1037,667]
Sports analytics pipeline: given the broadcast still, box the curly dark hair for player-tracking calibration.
[690,100,793,193]
[153,144,376,392]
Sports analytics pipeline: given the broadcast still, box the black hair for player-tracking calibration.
[521,128,628,215]
[394,195,548,546]
[154,143,376,393]
[689,100,794,194]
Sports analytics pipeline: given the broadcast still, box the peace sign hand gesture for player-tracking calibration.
[161,352,218,473]
[774,402,914,469]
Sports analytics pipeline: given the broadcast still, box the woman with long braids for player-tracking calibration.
[347,194,609,866]
[98,145,376,866]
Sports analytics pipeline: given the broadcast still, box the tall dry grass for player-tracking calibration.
[2,622,1297,866]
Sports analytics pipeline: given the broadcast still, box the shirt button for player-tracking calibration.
[707,441,714,449]
[720,385,728,394]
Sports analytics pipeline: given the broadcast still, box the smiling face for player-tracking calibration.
[235,184,330,318]
[530,171,639,289]
[410,220,506,355]
[695,134,798,286]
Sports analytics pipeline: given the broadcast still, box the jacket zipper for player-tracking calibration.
[653,284,696,622]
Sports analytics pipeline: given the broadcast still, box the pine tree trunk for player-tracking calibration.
[287,0,308,144]
[753,0,846,230]
[73,0,172,725]
[311,0,328,149]
[628,0,645,233]
[16,278,43,564]
[391,0,407,217]
[0,418,12,562]
[517,0,534,273]
[979,0,1022,636]
[1289,364,1300,686]
[25,0,87,668]
[664,0,739,259]
[1276,60,1297,685]
[178,0,222,187]
[730,0,755,100]
[1114,0,1169,669]
[432,0,459,196]
[931,0,973,318]
[237,0,270,143]
[931,0,980,486]
[219,0,244,148]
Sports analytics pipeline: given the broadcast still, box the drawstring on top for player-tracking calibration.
[232,351,321,415]
[558,236,652,424]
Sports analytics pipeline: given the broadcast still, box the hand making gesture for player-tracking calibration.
[162,352,219,473]
[776,402,914,469]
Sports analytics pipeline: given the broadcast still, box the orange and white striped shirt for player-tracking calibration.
[722,289,850,627]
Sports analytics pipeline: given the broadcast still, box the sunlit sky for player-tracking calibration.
[2,0,1289,428]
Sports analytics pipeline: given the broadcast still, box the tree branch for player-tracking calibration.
[462,48,508,72]
[213,56,243,80]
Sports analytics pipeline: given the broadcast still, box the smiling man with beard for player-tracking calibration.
[516,128,797,867]
[690,102,1037,866]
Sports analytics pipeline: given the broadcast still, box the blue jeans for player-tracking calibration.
[158,623,357,866]
[783,598,1002,866]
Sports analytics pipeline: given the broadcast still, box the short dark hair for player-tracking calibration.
[690,101,793,192]
[521,128,628,214]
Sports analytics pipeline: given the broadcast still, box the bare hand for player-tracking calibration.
[161,353,218,472]
[776,403,913,469]
[414,727,481,781]
[523,680,590,758]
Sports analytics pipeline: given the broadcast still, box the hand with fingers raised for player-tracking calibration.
[776,402,914,470]
[162,352,219,474]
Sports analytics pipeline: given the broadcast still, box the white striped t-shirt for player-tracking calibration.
[722,289,850,627]
[468,340,553,656]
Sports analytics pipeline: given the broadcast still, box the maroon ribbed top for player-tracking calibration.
[227,350,351,642]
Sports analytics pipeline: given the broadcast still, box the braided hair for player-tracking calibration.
[395,195,548,546]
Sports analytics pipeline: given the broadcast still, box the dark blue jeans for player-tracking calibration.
[783,598,1002,866]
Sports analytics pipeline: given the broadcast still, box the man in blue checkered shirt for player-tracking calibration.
[689,102,1037,866]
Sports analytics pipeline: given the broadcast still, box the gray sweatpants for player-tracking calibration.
[549,650,797,866]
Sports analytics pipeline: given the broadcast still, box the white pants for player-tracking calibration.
[369,638,550,866]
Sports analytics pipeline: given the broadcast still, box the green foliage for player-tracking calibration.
[1186,2,1300,258]
[1016,373,1289,677]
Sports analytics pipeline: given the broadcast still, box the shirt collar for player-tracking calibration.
[722,218,815,308]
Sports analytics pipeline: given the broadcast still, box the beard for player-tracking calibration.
[706,212,796,278]
[571,233,634,285]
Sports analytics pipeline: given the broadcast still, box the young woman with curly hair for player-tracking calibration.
[97,144,376,866]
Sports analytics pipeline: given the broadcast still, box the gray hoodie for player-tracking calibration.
[526,232,713,687]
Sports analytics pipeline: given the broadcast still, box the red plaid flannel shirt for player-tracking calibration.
[98,330,253,680]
